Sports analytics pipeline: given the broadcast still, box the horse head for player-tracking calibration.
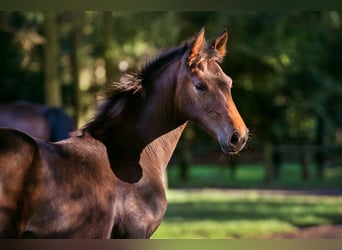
[176,28,249,154]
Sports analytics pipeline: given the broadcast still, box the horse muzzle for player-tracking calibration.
[219,128,249,155]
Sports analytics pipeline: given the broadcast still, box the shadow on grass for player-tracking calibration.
[160,164,342,238]
[163,196,342,227]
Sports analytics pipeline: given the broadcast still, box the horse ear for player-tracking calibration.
[211,30,228,57]
[188,27,205,66]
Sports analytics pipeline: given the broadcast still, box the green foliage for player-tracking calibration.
[1,11,341,144]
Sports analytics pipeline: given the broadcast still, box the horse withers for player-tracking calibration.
[0,28,248,238]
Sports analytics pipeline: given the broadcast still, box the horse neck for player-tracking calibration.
[87,58,186,175]
[140,122,187,175]
[137,59,184,144]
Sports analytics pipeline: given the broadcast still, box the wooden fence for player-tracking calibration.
[263,143,342,182]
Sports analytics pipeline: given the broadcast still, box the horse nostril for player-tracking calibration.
[229,131,240,146]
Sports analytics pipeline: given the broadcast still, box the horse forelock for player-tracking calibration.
[191,40,225,66]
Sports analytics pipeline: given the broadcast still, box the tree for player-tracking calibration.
[69,12,83,127]
[43,12,62,107]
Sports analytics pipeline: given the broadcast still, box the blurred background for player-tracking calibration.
[0,11,341,238]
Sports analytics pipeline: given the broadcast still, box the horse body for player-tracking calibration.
[0,28,248,238]
[0,126,184,238]
[0,102,51,141]
[0,101,74,142]
[0,129,116,238]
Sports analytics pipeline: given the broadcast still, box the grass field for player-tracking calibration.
[152,189,342,239]
[151,163,342,239]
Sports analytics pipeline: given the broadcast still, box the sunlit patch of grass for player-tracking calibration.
[152,219,295,239]
[151,189,342,239]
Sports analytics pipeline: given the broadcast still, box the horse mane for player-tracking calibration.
[100,34,223,103]
[85,43,189,133]
[139,43,189,82]
[102,43,189,101]
[85,35,223,132]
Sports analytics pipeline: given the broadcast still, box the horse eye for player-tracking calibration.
[195,82,208,92]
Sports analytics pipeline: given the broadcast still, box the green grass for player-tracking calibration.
[152,164,342,238]
[167,163,342,189]
[152,189,342,239]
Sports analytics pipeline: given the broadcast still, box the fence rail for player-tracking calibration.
[263,143,342,182]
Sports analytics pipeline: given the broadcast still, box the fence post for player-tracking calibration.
[314,145,325,179]
[300,144,311,180]
[227,156,237,179]
[264,142,273,183]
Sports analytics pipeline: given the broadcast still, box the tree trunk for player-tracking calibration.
[314,116,326,179]
[70,12,83,128]
[43,12,62,107]
[102,11,116,83]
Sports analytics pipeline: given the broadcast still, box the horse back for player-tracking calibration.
[20,133,116,238]
[0,128,39,238]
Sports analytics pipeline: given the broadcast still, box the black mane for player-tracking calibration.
[102,42,189,101]
[139,43,189,82]
[85,43,190,132]
[85,35,225,132]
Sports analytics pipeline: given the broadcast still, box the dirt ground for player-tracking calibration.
[268,224,342,239]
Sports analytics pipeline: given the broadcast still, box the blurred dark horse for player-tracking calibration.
[0,101,74,142]
[0,28,248,238]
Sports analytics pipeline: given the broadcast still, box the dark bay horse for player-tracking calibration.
[0,101,74,142]
[0,28,248,238]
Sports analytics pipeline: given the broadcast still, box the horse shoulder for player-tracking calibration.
[0,128,39,176]
[0,128,40,238]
